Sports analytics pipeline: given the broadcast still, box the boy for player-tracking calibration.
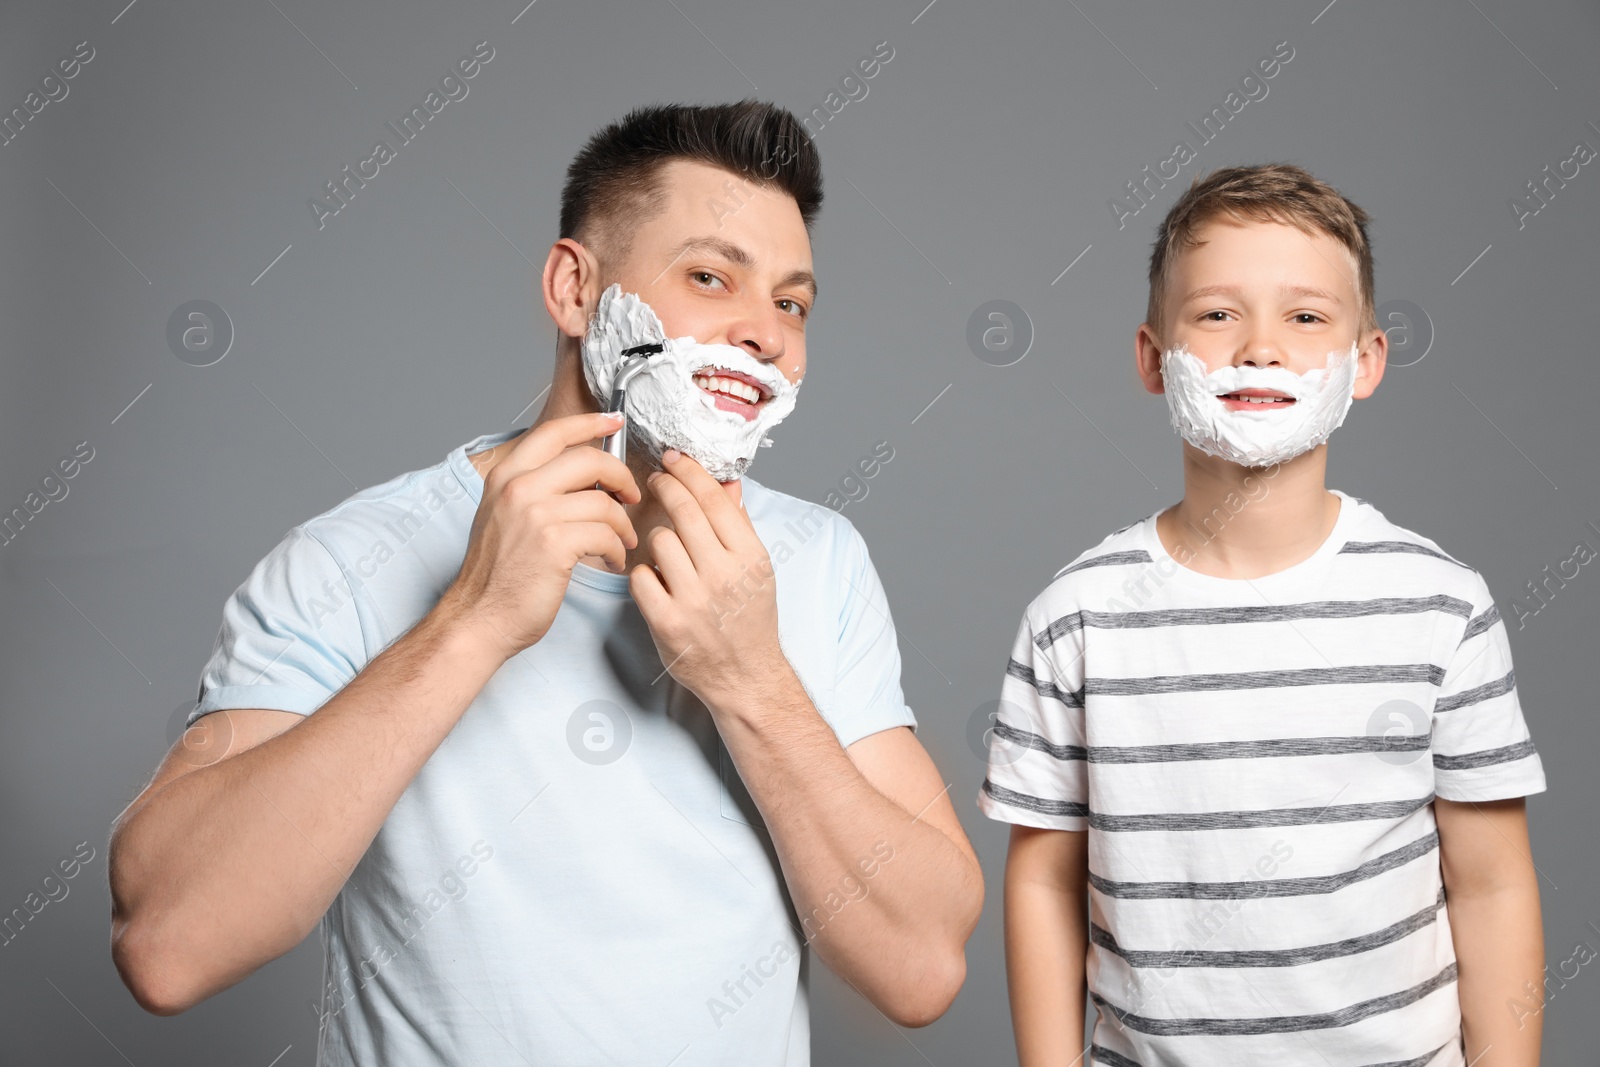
[979,163,1545,1066]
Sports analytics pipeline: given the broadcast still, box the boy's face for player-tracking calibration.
[1136,218,1385,405]
[601,159,816,407]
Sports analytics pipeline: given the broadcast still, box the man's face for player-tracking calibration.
[601,159,816,421]
[1161,217,1365,382]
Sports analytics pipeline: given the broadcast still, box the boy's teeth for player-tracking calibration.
[693,374,762,404]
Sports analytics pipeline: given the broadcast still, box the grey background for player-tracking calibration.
[2,0,1596,1063]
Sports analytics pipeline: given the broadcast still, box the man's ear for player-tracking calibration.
[1352,323,1388,400]
[543,237,602,339]
[1134,322,1166,395]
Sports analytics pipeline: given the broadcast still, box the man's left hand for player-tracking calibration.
[629,448,786,709]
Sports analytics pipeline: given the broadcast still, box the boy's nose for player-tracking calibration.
[1236,334,1286,367]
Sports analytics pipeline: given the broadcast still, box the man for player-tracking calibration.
[108,101,982,1065]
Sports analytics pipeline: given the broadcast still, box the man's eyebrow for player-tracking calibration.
[778,268,818,301]
[670,235,754,268]
[666,235,818,300]
[1180,282,1342,304]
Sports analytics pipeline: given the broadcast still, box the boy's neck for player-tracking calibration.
[1157,443,1342,580]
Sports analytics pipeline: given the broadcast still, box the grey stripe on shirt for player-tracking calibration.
[1339,540,1471,569]
[1433,738,1537,771]
[1361,1046,1452,1067]
[1434,670,1515,713]
[983,779,1434,833]
[1091,961,1458,1036]
[1089,1046,1143,1067]
[1085,664,1447,697]
[1087,795,1434,833]
[1090,888,1446,967]
[1088,832,1439,899]
[1035,596,1474,650]
[1054,550,1154,579]
[1090,1035,1450,1065]
[981,778,1089,819]
[991,720,1431,765]
[1007,657,1084,707]
[1458,604,1500,644]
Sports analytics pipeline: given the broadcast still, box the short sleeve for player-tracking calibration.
[977,602,1088,830]
[1430,570,1546,802]
[822,518,918,749]
[190,525,367,727]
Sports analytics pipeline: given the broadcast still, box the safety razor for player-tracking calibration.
[595,342,663,498]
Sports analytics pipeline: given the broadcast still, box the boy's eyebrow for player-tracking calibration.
[1181,282,1343,305]
[665,235,819,300]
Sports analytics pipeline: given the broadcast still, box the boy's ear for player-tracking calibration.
[543,237,603,340]
[1352,324,1388,400]
[1134,323,1166,395]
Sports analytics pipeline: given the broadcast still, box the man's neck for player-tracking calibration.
[1156,444,1341,580]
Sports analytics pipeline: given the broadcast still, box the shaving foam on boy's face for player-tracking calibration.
[581,283,801,481]
[1160,341,1359,468]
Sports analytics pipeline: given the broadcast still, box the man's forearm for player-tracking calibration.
[1453,883,1545,1066]
[707,664,981,1026]
[110,599,505,1013]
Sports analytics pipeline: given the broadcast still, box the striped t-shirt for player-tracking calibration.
[977,489,1545,1066]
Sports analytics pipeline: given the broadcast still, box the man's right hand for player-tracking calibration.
[439,411,640,658]
[111,410,642,1016]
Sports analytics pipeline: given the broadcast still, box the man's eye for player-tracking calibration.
[691,271,726,289]
[777,298,808,319]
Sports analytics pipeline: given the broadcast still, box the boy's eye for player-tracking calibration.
[1292,312,1323,324]
[1202,310,1231,321]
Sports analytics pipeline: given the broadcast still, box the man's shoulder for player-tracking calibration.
[292,444,476,560]
[740,475,854,562]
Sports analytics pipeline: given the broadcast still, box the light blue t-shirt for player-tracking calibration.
[190,427,918,1066]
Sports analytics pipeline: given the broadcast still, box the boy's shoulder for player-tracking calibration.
[1049,513,1154,580]
[1333,490,1491,603]
[1019,491,1495,621]
[1021,511,1160,619]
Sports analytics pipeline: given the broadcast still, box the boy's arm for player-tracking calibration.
[1434,796,1544,1066]
[1005,824,1089,1067]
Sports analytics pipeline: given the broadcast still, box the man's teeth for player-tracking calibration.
[693,374,764,404]
[1225,394,1292,404]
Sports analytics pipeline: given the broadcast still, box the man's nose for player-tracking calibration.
[726,294,786,361]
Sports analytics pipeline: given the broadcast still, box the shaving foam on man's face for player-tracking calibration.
[581,283,801,481]
[1160,341,1359,467]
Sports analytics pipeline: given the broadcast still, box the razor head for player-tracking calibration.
[614,343,661,387]
[604,343,663,412]
[599,343,664,464]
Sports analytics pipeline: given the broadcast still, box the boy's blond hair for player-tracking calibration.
[1146,163,1376,335]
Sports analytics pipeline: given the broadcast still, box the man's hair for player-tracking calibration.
[1146,163,1376,334]
[559,100,822,270]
